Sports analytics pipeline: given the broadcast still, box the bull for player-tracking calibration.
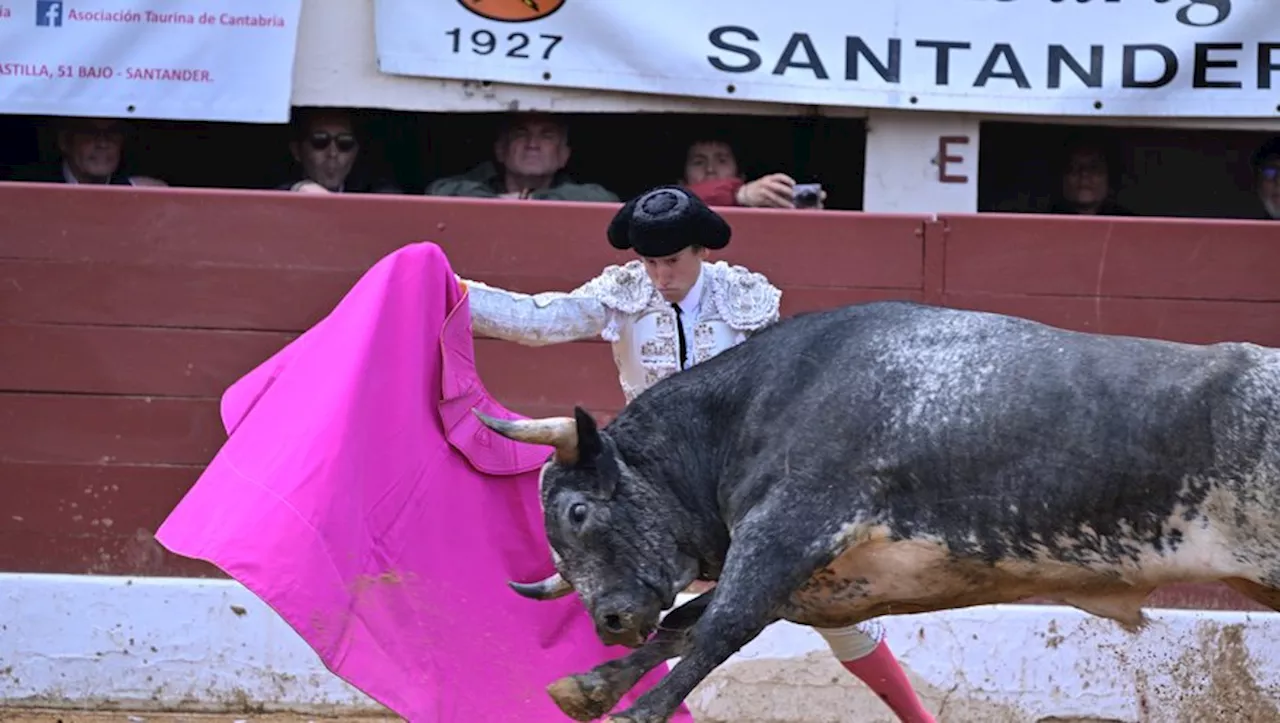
[476,300,1280,723]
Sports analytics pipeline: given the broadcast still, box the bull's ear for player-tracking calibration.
[573,406,602,463]
[573,406,619,498]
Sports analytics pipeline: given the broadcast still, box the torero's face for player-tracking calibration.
[640,246,708,303]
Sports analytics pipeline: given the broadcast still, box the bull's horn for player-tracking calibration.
[508,573,575,601]
[473,409,579,464]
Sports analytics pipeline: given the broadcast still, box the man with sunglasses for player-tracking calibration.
[284,107,399,194]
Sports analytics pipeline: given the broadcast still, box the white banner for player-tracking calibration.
[0,0,302,123]
[373,0,1280,118]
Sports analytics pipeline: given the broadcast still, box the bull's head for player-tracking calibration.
[475,406,697,648]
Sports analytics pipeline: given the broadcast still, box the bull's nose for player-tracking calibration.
[600,611,631,634]
[595,609,648,646]
[592,595,662,646]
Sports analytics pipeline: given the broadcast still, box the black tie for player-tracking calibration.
[672,303,689,369]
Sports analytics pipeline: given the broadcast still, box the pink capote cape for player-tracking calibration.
[155,242,691,722]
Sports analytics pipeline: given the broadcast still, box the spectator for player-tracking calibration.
[1249,137,1279,220]
[281,107,400,194]
[8,117,167,187]
[425,112,617,202]
[680,135,826,210]
[1047,135,1135,216]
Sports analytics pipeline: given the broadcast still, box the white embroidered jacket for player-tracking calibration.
[461,260,783,403]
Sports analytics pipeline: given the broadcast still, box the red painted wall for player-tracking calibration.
[2,183,1278,611]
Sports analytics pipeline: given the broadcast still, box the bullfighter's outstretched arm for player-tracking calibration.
[457,276,613,346]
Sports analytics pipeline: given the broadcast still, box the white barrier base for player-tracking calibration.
[2,573,1279,722]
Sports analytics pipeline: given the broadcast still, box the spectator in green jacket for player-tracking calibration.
[425,113,618,202]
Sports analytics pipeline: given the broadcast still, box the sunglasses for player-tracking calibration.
[308,131,357,152]
[1261,166,1280,182]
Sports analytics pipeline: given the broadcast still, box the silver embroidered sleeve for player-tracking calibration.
[463,279,611,346]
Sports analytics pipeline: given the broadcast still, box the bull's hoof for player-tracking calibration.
[547,673,614,722]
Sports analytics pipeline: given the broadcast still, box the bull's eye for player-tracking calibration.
[568,502,588,526]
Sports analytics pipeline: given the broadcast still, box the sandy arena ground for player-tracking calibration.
[0,706,1105,723]
[0,712,400,723]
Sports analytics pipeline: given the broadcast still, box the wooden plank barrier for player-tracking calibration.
[2,182,1277,614]
[941,212,1280,346]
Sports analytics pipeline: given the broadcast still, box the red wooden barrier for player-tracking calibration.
[2,183,1277,613]
[940,213,1280,346]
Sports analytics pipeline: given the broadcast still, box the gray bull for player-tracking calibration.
[477,300,1280,723]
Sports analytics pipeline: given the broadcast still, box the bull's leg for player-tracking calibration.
[551,627,690,721]
[602,530,823,723]
[548,592,711,721]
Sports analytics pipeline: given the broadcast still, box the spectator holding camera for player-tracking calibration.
[679,135,826,210]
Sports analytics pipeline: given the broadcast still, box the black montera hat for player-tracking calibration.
[606,185,731,258]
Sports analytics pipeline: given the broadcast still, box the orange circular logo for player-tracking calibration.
[459,0,565,22]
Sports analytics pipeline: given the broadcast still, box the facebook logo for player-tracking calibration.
[35,0,63,27]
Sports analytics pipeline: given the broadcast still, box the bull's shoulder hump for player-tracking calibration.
[705,261,782,331]
[572,260,654,315]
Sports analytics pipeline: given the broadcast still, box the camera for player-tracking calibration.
[792,183,823,209]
